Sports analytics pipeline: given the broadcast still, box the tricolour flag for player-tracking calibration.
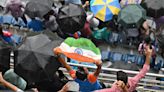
[55,37,101,63]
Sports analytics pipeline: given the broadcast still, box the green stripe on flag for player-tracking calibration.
[64,37,101,55]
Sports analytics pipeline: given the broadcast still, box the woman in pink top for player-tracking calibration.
[4,0,27,24]
[95,45,152,92]
[138,36,156,68]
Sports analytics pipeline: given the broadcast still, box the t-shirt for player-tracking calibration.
[69,70,102,92]
[138,43,156,57]
[27,19,43,32]
[80,22,92,38]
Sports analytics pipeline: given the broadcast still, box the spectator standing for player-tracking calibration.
[95,45,152,92]
[4,0,27,24]
[138,36,156,68]
[54,48,102,92]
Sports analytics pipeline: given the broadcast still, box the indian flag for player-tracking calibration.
[54,37,101,63]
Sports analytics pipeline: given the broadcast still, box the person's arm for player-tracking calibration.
[53,48,76,78]
[57,55,72,72]
[58,82,69,92]
[88,60,102,83]
[138,43,142,54]
[132,45,152,82]
[53,47,72,71]
[53,48,72,71]
[0,72,23,92]
[94,60,102,77]
[82,1,89,8]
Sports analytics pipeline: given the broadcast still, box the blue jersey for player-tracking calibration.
[75,78,102,92]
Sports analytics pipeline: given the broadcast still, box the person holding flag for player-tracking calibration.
[54,48,102,92]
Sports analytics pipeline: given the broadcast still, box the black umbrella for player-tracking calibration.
[156,25,164,48]
[14,34,62,84]
[0,47,11,73]
[25,0,53,18]
[0,40,11,73]
[56,3,86,34]
[141,0,164,18]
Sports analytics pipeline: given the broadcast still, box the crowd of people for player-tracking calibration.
[0,0,163,92]
[56,46,152,92]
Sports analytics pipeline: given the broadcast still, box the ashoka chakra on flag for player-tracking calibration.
[54,37,101,63]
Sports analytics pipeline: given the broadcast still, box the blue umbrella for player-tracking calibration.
[90,0,121,22]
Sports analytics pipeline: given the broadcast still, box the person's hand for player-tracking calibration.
[85,1,90,6]
[53,47,61,56]
[31,88,39,92]
[58,83,69,92]
[143,21,149,31]
[83,1,90,8]
[116,80,128,91]
[116,81,125,89]
[0,72,5,83]
[94,60,102,66]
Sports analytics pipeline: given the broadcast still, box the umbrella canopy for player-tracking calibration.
[25,0,53,18]
[141,0,164,19]
[0,46,11,73]
[0,0,7,7]
[118,4,146,28]
[120,0,142,7]
[90,0,121,22]
[56,3,86,34]
[55,37,101,63]
[65,0,82,5]
[155,16,164,29]
[0,39,12,73]
[156,25,164,48]
[14,34,62,84]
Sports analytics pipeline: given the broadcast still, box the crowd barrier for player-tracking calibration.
[60,63,164,92]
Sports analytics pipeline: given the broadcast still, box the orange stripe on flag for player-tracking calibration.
[54,48,96,63]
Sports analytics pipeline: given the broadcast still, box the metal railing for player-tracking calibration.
[59,62,164,91]
[10,49,164,91]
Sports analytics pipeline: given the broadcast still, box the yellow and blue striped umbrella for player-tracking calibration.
[90,0,121,22]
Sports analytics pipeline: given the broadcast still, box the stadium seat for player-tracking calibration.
[124,54,137,63]
[101,51,110,61]
[154,57,164,70]
[136,55,145,66]
[109,52,123,62]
